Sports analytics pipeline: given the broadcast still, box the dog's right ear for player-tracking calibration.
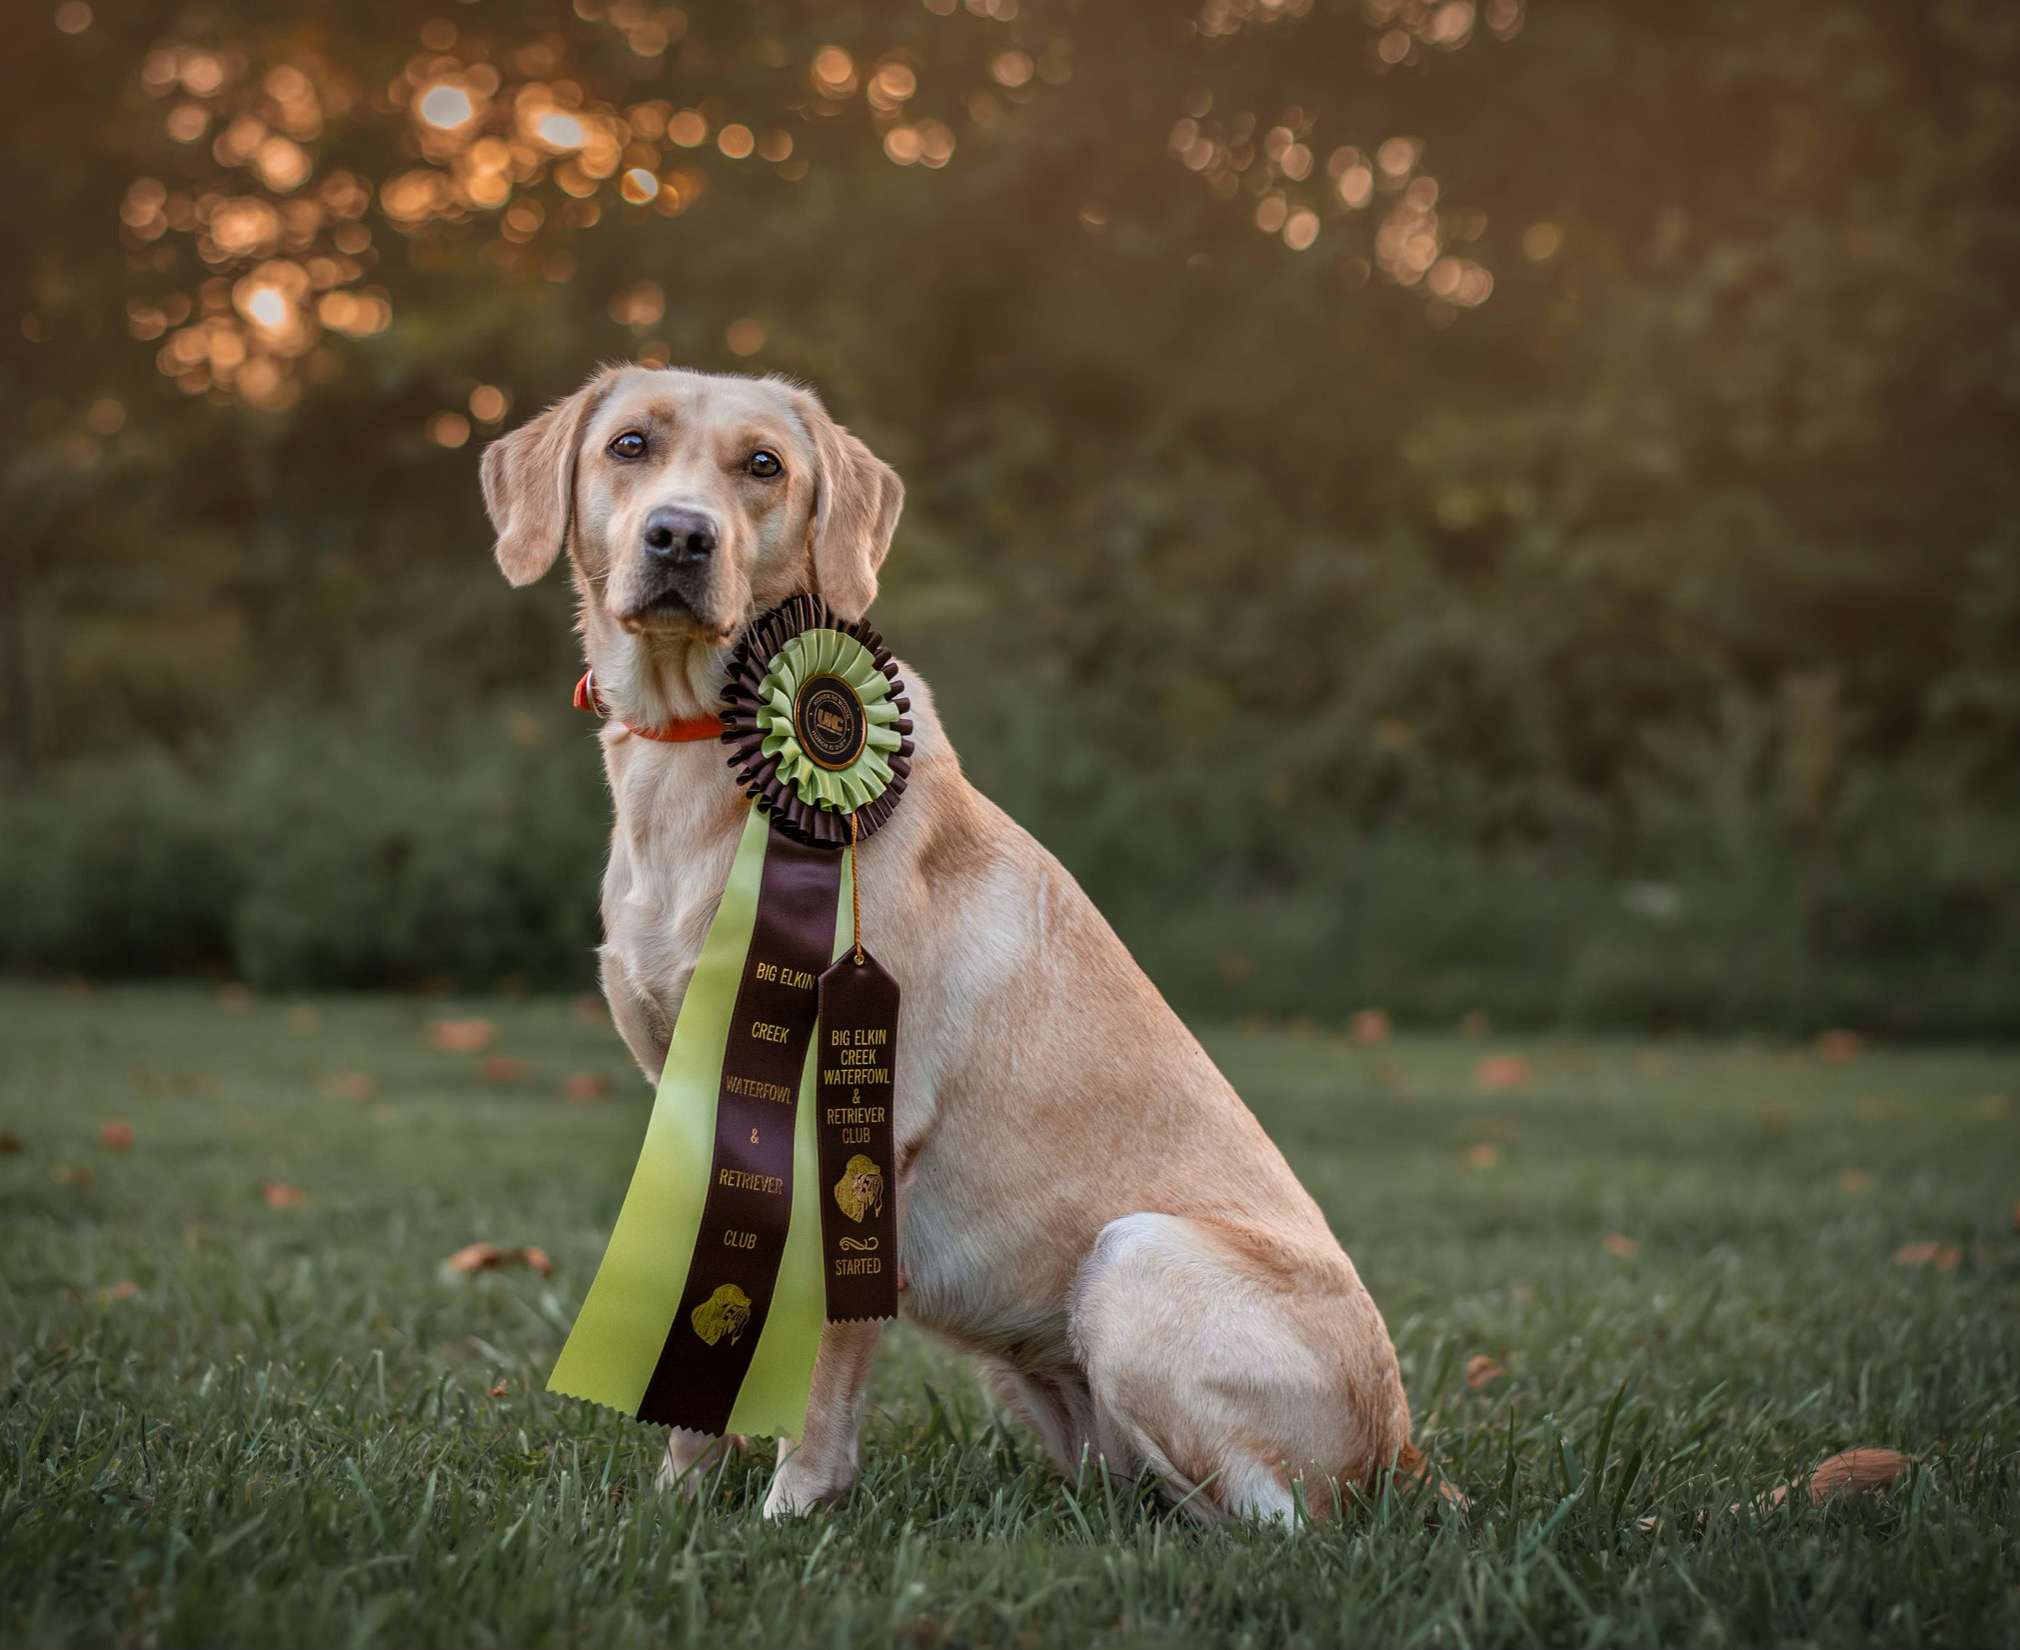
[480,378,606,586]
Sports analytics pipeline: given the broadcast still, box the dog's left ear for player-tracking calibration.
[791,388,903,622]
[480,373,611,586]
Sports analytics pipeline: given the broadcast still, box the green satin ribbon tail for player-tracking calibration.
[546,805,851,1436]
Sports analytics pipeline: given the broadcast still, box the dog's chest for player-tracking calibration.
[601,747,747,1023]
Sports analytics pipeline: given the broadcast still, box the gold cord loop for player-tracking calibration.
[848,811,864,965]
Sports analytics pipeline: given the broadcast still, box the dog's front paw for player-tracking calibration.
[657,1431,745,1497]
[762,1440,853,1519]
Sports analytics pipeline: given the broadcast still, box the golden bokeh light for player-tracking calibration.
[86,397,126,436]
[990,51,1034,89]
[166,103,209,143]
[469,384,509,423]
[1197,0,1312,39]
[417,83,477,130]
[253,136,311,192]
[811,47,857,99]
[428,411,471,448]
[316,290,391,335]
[608,280,665,328]
[535,111,587,150]
[1376,136,1420,178]
[883,121,956,168]
[1522,221,1561,259]
[868,61,919,113]
[117,3,1506,412]
[55,1,93,35]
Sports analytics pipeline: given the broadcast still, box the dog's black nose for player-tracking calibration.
[642,506,716,562]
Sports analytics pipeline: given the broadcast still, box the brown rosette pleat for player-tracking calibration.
[718,595,914,849]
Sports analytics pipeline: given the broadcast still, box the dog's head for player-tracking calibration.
[480,365,902,647]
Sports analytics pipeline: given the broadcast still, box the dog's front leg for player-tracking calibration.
[763,1319,883,1519]
[599,946,673,1086]
[656,1428,744,1497]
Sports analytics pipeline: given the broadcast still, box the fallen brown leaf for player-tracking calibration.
[1460,1011,1490,1038]
[1838,1168,1871,1193]
[1818,1028,1863,1062]
[98,1121,134,1151]
[1895,1241,1961,1271]
[445,1241,512,1273]
[1475,1055,1531,1090]
[1809,1447,1915,1502]
[262,1182,309,1208]
[1393,1441,1473,1511]
[0,1131,21,1156]
[51,1164,95,1189]
[1603,1232,1639,1258]
[217,984,251,1010]
[101,1280,138,1303]
[574,994,608,1026]
[488,1382,509,1398]
[1349,1009,1391,1046]
[1462,1142,1502,1170]
[317,1071,378,1101]
[1465,1354,1506,1390]
[563,1071,611,1103]
[429,1018,497,1053]
[480,1055,530,1083]
[444,1242,553,1278]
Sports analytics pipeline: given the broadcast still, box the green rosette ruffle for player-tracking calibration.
[721,595,914,849]
[754,630,905,815]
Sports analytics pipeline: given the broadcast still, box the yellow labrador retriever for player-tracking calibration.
[482,364,1411,1521]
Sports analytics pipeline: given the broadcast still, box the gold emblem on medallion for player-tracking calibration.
[792,674,868,771]
[691,1282,754,1346]
[832,1153,884,1223]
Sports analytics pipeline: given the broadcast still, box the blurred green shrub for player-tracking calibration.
[8,693,2013,1037]
[0,709,603,991]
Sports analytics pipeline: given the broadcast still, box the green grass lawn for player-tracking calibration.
[2,985,2016,1648]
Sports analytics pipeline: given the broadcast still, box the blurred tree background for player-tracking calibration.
[3,0,2016,1034]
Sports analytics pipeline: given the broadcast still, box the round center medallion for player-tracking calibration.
[792,674,868,771]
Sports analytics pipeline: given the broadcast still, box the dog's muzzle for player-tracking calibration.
[627,506,718,623]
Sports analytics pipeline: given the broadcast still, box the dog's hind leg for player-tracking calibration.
[764,1319,883,1518]
[1070,1212,1410,1524]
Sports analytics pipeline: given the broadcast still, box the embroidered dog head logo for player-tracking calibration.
[691,1282,753,1347]
[832,1154,884,1223]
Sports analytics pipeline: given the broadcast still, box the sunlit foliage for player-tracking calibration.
[4,0,2019,1027]
[111,0,1516,408]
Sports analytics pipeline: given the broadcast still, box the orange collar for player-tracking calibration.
[573,669,722,744]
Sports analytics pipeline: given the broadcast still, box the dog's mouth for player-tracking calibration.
[617,584,735,641]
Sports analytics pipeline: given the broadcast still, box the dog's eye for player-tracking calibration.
[608,431,648,460]
[747,450,782,479]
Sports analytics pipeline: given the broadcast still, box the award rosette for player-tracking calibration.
[547,597,910,1439]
